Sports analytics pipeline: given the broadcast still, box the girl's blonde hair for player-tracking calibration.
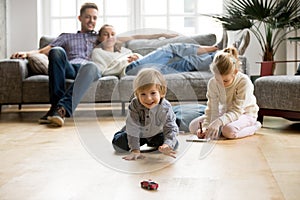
[210,47,240,75]
[133,68,167,98]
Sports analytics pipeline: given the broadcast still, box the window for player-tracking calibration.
[42,0,223,39]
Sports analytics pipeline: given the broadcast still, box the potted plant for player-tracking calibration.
[212,0,300,67]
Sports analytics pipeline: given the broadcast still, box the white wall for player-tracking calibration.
[0,0,6,59]
[244,32,264,76]
[246,32,298,76]
[229,30,293,76]
[7,0,38,56]
[286,30,300,75]
[227,31,263,76]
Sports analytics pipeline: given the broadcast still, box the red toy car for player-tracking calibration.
[140,180,159,190]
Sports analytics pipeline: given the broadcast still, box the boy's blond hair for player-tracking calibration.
[133,68,167,98]
[210,47,240,75]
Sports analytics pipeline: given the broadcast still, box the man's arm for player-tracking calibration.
[117,33,178,43]
[10,45,52,59]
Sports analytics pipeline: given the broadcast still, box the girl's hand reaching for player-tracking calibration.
[196,128,206,139]
[122,150,145,161]
[159,144,176,158]
[196,121,206,139]
[207,119,222,139]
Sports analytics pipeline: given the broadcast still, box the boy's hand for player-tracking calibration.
[159,144,176,158]
[122,150,145,161]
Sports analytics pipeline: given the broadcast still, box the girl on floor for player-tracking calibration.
[189,47,261,139]
[112,68,179,160]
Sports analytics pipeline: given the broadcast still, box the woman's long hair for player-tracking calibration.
[95,24,122,52]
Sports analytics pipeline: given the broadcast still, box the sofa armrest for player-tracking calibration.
[0,59,28,104]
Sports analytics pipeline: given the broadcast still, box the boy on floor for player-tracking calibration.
[112,68,178,160]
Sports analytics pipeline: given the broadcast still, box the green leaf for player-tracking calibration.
[210,0,300,60]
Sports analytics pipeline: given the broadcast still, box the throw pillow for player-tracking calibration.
[172,104,207,132]
[39,35,55,49]
[28,53,49,75]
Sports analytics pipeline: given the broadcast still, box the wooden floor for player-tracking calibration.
[0,104,299,200]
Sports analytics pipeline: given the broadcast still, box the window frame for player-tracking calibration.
[41,0,224,38]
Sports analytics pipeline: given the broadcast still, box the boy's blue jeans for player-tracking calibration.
[48,47,101,117]
[112,129,179,152]
[126,43,216,75]
[112,130,165,152]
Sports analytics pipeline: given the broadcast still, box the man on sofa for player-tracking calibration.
[11,2,100,127]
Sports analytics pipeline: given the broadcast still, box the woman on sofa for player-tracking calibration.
[91,24,141,77]
[91,24,220,76]
[91,24,179,77]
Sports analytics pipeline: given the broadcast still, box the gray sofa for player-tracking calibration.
[0,33,249,114]
[254,75,300,124]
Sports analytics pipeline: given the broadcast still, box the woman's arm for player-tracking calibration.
[117,33,178,43]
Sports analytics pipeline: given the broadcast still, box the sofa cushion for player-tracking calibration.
[125,34,216,56]
[81,76,120,102]
[173,104,206,132]
[27,53,49,75]
[119,71,213,102]
[39,35,55,49]
[22,75,51,103]
[254,76,300,112]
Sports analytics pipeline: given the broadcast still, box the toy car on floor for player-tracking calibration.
[140,180,159,190]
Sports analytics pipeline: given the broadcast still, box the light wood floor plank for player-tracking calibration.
[0,105,299,200]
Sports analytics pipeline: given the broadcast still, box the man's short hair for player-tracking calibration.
[80,2,98,16]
